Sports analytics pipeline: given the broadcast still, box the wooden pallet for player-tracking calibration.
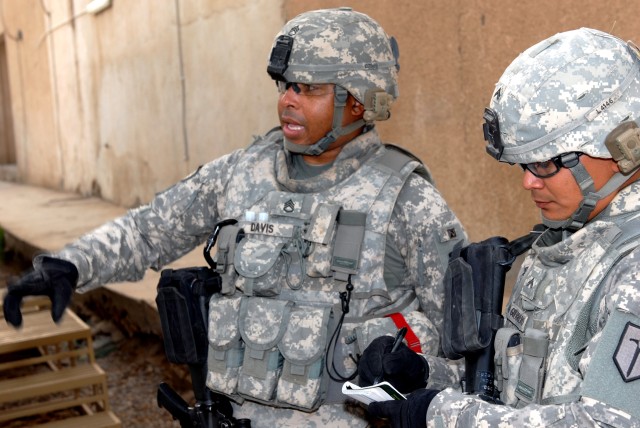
[0,299,120,427]
[0,364,108,422]
[35,411,121,428]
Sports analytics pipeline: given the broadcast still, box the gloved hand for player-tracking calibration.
[359,335,429,393]
[368,388,440,428]
[3,256,78,327]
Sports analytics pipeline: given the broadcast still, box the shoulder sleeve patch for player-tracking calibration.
[614,320,640,382]
[581,309,640,419]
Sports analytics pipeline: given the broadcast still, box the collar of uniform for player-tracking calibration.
[276,127,382,193]
[598,179,640,218]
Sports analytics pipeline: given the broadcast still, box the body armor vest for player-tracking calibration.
[495,209,640,407]
[204,131,425,411]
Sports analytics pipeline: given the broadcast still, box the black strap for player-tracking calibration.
[509,224,545,258]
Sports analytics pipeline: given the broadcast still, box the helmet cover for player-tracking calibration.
[267,7,399,105]
[488,27,640,164]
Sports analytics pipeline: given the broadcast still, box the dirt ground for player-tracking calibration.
[0,250,193,427]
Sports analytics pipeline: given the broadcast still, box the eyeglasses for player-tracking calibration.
[276,81,334,97]
[519,152,583,178]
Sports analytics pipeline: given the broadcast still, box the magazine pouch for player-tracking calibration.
[276,303,332,411]
[206,293,244,397]
[237,297,291,402]
[515,328,549,405]
[494,327,523,405]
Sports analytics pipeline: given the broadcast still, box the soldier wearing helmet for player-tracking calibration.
[364,28,640,427]
[3,8,467,427]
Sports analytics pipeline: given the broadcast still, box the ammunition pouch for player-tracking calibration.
[206,294,333,412]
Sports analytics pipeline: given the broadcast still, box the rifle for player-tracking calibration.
[155,220,251,427]
[441,226,543,398]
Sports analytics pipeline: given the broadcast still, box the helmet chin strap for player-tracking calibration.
[284,86,365,156]
[542,161,637,232]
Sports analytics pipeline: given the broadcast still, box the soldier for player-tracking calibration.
[3,8,467,427]
[360,27,640,427]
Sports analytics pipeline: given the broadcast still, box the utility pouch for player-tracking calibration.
[305,203,341,278]
[237,297,292,402]
[156,267,222,364]
[276,304,332,411]
[331,210,367,282]
[515,328,549,405]
[214,224,245,295]
[494,328,523,405]
[206,293,245,397]
[234,240,286,296]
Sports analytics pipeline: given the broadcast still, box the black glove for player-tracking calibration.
[359,335,429,393]
[368,388,440,428]
[3,256,78,327]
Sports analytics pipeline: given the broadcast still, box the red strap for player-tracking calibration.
[386,313,423,353]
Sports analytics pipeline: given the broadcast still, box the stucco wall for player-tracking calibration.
[1,0,283,207]
[2,0,640,241]
[285,1,640,241]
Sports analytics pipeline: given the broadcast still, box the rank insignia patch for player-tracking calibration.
[614,321,640,383]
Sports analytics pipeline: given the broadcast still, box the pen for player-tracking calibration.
[390,327,407,353]
[373,327,408,384]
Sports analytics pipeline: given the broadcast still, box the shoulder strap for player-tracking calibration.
[379,144,434,184]
[509,224,546,257]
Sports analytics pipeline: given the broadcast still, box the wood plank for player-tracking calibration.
[0,347,90,371]
[0,309,90,355]
[0,393,107,423]
[0,363,105,402]
[35,411,121,428]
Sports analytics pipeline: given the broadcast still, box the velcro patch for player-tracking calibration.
[506,304,528,332]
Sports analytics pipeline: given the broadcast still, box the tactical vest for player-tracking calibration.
[494,211,640,407]
[204,132,427,411]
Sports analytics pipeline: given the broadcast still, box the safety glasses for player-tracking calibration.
[276,81,334,97]
[519,152,583,178]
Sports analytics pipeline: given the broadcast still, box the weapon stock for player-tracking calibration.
[157,382,193,427]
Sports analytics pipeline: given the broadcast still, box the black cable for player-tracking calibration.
[325,277,358,382]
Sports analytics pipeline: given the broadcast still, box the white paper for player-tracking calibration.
[341,381,406,405]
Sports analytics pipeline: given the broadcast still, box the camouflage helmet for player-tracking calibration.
[483,27,640,164]
[267,7,400,120]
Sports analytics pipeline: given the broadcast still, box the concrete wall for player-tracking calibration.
[286,0,640,240]
[2,0,640,241]
[1,0,282,207]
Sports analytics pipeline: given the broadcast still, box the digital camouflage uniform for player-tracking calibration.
[51,127,465,427]
[44,8,467,427]
[427,28,640,427]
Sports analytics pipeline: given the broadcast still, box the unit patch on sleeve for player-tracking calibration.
[581,309,640,419]
[614,321,640,382]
